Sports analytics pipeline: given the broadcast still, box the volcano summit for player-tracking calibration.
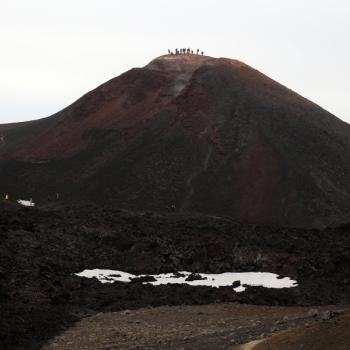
[1,54,350,228]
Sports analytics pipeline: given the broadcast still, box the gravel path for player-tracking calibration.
[42,303,341,350]
[234,311,350,350]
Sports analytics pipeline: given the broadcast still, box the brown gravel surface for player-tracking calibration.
[41,303,345,350]
[243,311,350,350]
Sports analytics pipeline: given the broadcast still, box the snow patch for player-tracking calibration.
[75,269,298,293]
[17,199,35,207]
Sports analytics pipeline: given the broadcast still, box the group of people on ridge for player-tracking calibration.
[168,48,204,55]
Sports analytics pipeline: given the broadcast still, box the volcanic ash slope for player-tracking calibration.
[1,54,350,228]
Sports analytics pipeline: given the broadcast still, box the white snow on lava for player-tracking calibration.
[17,199,35,207]
[75,269,298,293]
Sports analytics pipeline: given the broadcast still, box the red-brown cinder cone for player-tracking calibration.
[1,55,350,228]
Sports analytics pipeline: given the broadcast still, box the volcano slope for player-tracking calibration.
[1,55,350,228]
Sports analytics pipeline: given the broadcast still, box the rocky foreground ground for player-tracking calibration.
[42,304,347,350]
[1,201,350,349]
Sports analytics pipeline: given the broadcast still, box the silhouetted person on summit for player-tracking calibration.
[171,48,202,55]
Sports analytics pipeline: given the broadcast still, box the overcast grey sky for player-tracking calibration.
[1,0,349,124]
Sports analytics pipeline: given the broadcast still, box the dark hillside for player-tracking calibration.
[1,55,350,227]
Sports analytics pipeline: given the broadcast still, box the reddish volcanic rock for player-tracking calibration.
[0,54,350,228]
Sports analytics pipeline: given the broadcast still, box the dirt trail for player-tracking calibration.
[41,303,343,350]
[234,340,263,350]
[249,311,350,350]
